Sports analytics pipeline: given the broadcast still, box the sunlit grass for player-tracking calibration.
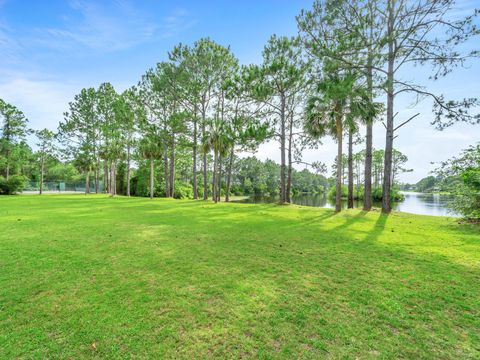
[0,195,479,358]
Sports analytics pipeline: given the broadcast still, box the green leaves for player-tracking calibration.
[0,98,29,143]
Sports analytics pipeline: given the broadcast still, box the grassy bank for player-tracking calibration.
[0,195,479,358]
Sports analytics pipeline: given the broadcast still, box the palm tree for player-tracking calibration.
[345,92,380,209]
[202,118,232,203]
[305,74,354,212]
[306,71,379,212]
[73,150,95,195]
[140,126,162,199]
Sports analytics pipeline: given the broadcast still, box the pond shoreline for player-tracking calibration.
[234,191,459,217]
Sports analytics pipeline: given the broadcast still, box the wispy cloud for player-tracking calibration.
[0,75,77,131]
[32,0,195,52]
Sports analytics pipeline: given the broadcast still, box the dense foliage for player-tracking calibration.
[0,0,478,217]
[435,144,480,219]
[0,175,27,195]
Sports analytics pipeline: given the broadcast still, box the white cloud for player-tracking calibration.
[0,76,76,131]
[30,1,194,53]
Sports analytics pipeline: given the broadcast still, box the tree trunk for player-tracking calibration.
[150,159,154,199]
[217,154,222,202]
[212,150,217,203]
[94,165,99,194]
[193,118,198,199]
[126,144,131,197]
[169,137,175,198]
[202,122,208,200]
[163,145,169,198]
[279,95,286,203]
[109,164,112,196]
[335,106,343,213]
[225,147,234,202]
[104,162,109,194]
[113,162,117,196]
[382,0,395,213]
[5,147,10,180]
[85,171,90,195]
[348,128,354,209]
[286,113,294,203]
[363,63,373,210]
[39,156,45,195]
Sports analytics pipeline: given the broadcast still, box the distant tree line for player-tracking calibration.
[0,0,478,216]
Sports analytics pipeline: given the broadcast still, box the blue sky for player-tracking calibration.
[0,0,479,182]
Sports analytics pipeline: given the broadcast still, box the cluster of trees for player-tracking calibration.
[397,144,480,219]
[434,144,480,219]
[1,0,478,216]
[402,144,480,219]
[231,157,328,197]
[329,148,410,203]
[56,39,275,202]
[0,99,32,194]
[298,0,478,213]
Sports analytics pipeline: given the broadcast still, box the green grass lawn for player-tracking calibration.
[1,195,479,359]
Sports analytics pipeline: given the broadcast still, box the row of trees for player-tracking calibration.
[0,98,328,198]
[1,0,478,215]
[298,0,478,213]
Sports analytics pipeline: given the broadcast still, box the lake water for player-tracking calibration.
[235,191,459,217]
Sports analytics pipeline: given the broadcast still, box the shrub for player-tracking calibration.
[327,184,348,200]
[372,186,404,201]
[0,175,27,195]
[173,181,193,199]
[328,184,404,202]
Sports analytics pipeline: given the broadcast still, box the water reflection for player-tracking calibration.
[234,191,459,217]
[395,191,458,217]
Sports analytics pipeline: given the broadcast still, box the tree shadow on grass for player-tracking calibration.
[362,212,389,244]
[328,210,371,233]
[300,209,337,226]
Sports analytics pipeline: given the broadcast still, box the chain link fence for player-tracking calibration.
[23,181,105,193]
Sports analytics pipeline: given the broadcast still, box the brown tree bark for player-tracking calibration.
[126,144,131,197]
[94,165,99,194]
[217,154,222,202]
[5,148,10,181]
[348,128,354,209]
[382,0,395,213]
[193,117,198,199]
[169,137,175,198]
[286,112,294,203]
[212,150,217,203]
[279,94,286,203]
[103,162,109,194]
[150,159,154,199]
[363,62,373,210]
[335,105,343,213]
[85,171,90,195]
[163,144,169,198]
[225,147,234,202]
[39,157,45,195]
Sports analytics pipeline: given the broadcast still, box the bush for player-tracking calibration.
[328,184,404,202]
[448,168,480,219]
[0,175,27,195]
[449,191,480,219]
[327,184,348,200]
[173,181,193,199]
[372,186,404,201]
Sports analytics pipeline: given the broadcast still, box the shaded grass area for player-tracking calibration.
[0,195,479,359]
